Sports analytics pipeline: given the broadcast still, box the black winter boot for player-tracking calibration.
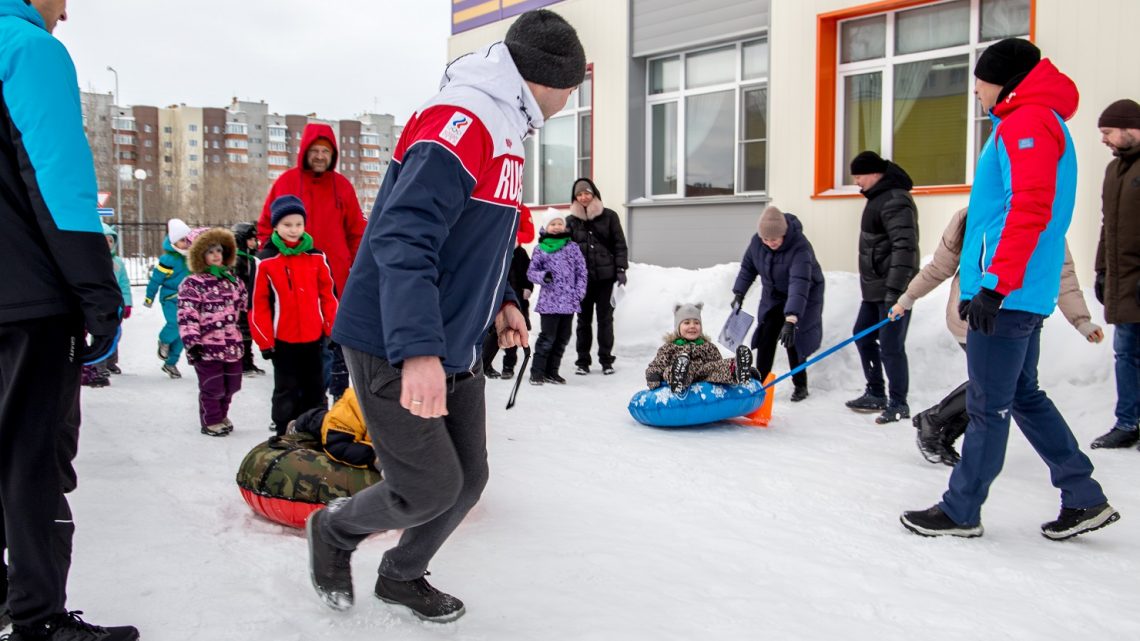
[875,402,910,425]
[374,572,466,623]
[900,505,983,538]
[845,391,888,412]
[912,409,946,464]
[1090,428,1140,449]
[790,385,809,402]
[306,502,354,611]
[669,354,692,395]
[734,345,753,384]
[7,611,139,641]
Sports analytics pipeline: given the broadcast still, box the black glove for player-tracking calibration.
[1094,272,1105,305]
[958,299,970,321]
[965,288,1005,336]
[616,270,627,287]
[778,321,796,348]
[646,370,664,389]
[543,272,553,284]
[731,293,745,311]
[187,344,205,365]
[884,289,901,307]
[83,329,120,366]
[261,348,275,361]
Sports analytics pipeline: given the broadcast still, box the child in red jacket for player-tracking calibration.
[250,195,339,435]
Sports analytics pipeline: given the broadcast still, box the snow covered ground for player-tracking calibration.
[61,263,1136,641]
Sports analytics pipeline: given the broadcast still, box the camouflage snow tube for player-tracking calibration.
[235,433,382,529]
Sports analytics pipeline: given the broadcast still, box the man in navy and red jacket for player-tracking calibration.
[0,0,137,638]
[304,10,585,624]
[902,38,1118,541]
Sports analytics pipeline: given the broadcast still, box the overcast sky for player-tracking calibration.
[57,0,451,123]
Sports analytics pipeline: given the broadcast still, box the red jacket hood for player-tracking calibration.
[993,59,1079,122]
[298,123,339,172]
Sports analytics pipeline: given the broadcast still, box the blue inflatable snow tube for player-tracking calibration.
[627,380,766,427]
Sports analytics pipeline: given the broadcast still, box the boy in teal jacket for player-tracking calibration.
[145,218,192,378]
[101,222,132,374]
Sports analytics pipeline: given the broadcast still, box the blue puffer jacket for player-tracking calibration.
[733,214,825,357]
[0,0,121,331]
[145,237,189,304]
[960,59,1078,315]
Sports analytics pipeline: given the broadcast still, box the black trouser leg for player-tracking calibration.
[481,327,500,371]
[852,301,886,397]
[593,280,616,367]
[0,315,82,627]
[271,340,326,435]
[501,300,530,370]
[753,307,784,379]
[547,314,574,376]
[575,290,596,369]
[532,314,562,379]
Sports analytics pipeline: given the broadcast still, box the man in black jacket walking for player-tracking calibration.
[567,178,628,375]
[0,0,136,639]
[846,151,919,424]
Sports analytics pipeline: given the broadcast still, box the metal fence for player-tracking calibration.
[112,221,238,285]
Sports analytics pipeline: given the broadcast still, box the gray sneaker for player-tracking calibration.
[161,364,181,379]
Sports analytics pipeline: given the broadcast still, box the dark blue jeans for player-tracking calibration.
[853,301,910,404]
[940,310,1106,526]
[1113,322,1140,431]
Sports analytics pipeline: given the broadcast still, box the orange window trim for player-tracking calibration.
[813,0,1037,197]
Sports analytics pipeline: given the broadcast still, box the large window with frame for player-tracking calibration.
[835,0,1030,188]
[522,71,592,206]
[646,38,768,199]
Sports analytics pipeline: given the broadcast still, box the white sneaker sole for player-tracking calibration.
[900,514,984,538]
[1041,506,1120,541]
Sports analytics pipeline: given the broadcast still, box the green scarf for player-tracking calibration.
[538,236,570,253]
[237,249,256,261]
[271,231,314,256]
[673,337,706,346]
[207,264,238,284]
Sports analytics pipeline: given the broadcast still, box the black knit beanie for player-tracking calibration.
[270,195,306,228]
[850,150,888,175]
[1098,99,1140,129]
[505,9,587,89]
[974,38,1040,87]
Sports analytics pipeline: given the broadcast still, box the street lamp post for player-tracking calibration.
[134,169,146,259]
[106,66,121,228]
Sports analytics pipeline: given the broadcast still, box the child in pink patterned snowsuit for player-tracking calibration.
[177,228,247,436]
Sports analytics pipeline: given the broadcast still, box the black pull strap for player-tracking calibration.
[505,346,532,410]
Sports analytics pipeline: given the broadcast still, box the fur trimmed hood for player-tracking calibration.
[569,176,604,221]
[187,228,238,273]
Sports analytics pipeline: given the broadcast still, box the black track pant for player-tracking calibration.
[575,279,615,369]
[0,314,82,627]
[752,306,806,388]
[271,339,326,435]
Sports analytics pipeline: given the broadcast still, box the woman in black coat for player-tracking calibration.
[732,206,825,401]
[566,177,628,375]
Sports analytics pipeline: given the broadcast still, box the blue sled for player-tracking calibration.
[628,380,766,428]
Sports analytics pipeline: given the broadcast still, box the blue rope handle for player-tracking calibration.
[761,316,894,391]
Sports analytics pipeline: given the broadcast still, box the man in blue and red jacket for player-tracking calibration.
[902,39,1118,541]
[305,9,586,624]
[0,0,136,638]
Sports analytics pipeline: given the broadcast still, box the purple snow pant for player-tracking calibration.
[193,360,243,427]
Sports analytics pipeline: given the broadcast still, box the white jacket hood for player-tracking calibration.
[436,42,545,141]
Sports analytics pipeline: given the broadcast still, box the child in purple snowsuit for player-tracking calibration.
[527,209,587,385]
[177,228,247,436]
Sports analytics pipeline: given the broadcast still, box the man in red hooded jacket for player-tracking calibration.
[258,124,366,294]
[258,123,366,400]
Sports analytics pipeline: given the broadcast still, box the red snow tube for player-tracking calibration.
[235,433,382,529]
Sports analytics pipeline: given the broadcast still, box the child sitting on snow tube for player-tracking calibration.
[289,388,376,469]
[645,303,755,395]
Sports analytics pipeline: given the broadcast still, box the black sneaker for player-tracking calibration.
[483,366,501,379]
[1040,502,1120,541]
[790,385,809,402]
[9,611,139,641]
[200,423,229,437]
[82,376,110,389]
[575,366,589,376]
[374,572,465,623]
[602,365,615,375]
[544,374,567,385]
[106,364,122,375]
[875,402,910,424]
[900,505,983,538]
[306,503,354,611]
[913,410,945,464]
[529,372,544,386]
[243,365,266,378]
[1090,428,1140,449]
[846,392,888,412]
[734,345,753,384]
[500,367,514,380]
[669,354,692,395]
